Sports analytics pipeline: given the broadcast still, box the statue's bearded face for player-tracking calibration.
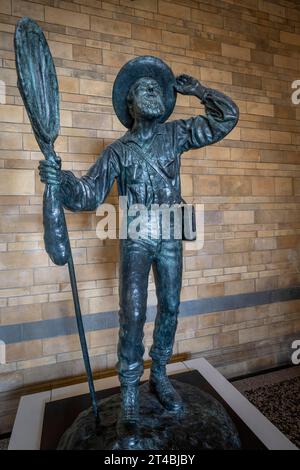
[127,77,165,121]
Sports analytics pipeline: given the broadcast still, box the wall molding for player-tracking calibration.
[0,287,300,344]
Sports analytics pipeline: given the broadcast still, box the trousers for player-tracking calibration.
[116,236,183,385]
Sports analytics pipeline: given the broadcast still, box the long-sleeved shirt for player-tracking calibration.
[60,88,239,212]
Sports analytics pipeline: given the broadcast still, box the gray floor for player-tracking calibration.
[233,365,300,392]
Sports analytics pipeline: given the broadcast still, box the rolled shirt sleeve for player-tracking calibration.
[175,88,239,153]
[60,146,120,212]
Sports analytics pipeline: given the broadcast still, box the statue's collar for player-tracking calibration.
[122,122,164,146]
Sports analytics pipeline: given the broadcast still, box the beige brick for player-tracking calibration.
[181,174,193,196]
[0,31,13,51]
[191,37,220,55]
[230,148,260,162]
[221,44,251,61]
[185,255,212,271]
[45,6,90,30]
[73,45,102,64]
[17,356,56,370]
[251,49,273,66]
[197,282,224,298]
[201,68,232,85]
[0,68,17,87]
[87,246,118,263]
[90,327,118,348]
[269,321,294,338]
[246,102,274,117]
[254,237,276,250]
[224,238,252,253]
[91,16,131,38]
[60,110,72,128]
[79,79,112,97]
[277,235,299,249]
[248,250,271,265]
[199,312,224,328]
[120,0,158,12]
[48,40,72,60]
[256,276,278,291]
[202,268,222,277]
[0,269,33,289]
[238,70,261,91]
[23,134,67,152]
[0,132,22,150]
[102,50,134,68]
[194,175,220,195]
[162,31,189,49]
[159,1,190,19]
[239,325,269,344]
[0,0,11,14]
[259,0,285,17]
[251,177,274,196]
[7,340,42,362]
[280,31,300,47]
[225,279,255,295]
[181,285,198,301]
[73,112,112,130]
[191,8,223,28]
[0,214,39,233]
[58,76,79,94]
[0,105,23,123]
[275,178,293,196]
[270,131,291,145]
[224,307,258,325]
[224,211,254,225]
[0,169,34,195]
[43,334,81,355]
[206,147,230,160]
[294,178,300,196]
[41,298,88,320]
[274,55,299,70]
[12,0,44,20]
[0,251,48,270]
[221,176,251,196]
[241,128,270,143]
[178,336,213,354]
[69,137,101,154]
[132,24,161,43]
[0,304,42,325]
[89,294,119,313]
[214,331,239,348]
[213,253,247,269]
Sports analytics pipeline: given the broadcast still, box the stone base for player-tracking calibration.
[57,379,241,450]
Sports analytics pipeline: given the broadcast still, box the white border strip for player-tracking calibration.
[9,391,51,450]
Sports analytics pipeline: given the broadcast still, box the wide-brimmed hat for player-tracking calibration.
[112,56,176,129]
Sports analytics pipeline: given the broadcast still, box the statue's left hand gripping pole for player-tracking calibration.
[14,17,99,425]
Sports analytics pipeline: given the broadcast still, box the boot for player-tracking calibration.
[116,384,140,448]
[149,365,183,413]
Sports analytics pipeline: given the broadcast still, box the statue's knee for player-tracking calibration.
[164,301,180,318]
[119,307,146,325]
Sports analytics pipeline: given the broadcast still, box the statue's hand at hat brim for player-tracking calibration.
[175,74,205,99]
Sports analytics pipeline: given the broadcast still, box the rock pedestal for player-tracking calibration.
[58,379,241,450]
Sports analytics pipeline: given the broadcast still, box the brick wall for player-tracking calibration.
[1,0,300,433]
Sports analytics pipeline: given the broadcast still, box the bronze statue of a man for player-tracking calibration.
[39,56,239,443]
